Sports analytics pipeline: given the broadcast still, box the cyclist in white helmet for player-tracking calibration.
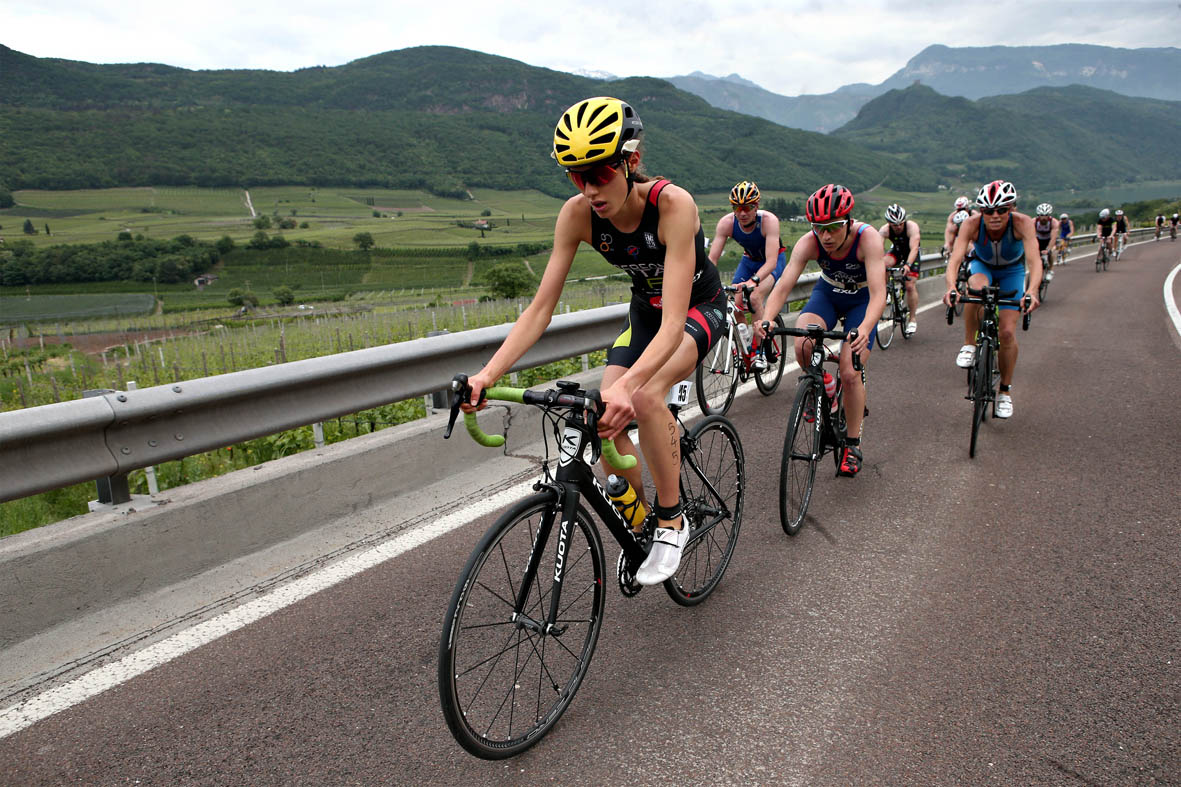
[1056,212,1074,264]
[943,196,975,256]
[1033,203,1059,282]
[942,179,1040,419]
[1114,209,1129,257]
[878,203,921,335]
[1097,208,1116,256]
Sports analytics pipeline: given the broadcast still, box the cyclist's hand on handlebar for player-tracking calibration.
[595,382,635,440]
[460,371,495,414]
[942,287,958,308]
[752,317,769,345]
[846,327,869,356]
[1024,292,1040,313]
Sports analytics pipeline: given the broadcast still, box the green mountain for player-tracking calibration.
[830,84,1181,190]
[0,44,935,195]
[670,44,1181,132]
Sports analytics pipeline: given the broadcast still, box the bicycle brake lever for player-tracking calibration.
[848,329,862,372]
[443,374,469,439]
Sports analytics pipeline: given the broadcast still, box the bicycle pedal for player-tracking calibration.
[616,550,643,597]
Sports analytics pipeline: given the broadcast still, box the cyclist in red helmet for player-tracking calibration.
[754,184,886,477]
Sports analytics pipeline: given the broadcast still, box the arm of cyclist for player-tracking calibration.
[853,229,887,356]
[907,220,922,268]
[706,213,732,266]
[752,236,813,345]
[943,212,958,253]
[597,185,698,439]
[462,198,582,412]
[1013,212,1041,312]
[943,213,979,306]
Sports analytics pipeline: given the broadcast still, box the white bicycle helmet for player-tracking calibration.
[1036,203,1053,216]
[1115,209,1124,217]
[1060,213,1069,219]
[952,210,970,226]
[954,196,970,211]
[1099,208,1111,219]
[976,180,1017,209]
[885,203,907,224]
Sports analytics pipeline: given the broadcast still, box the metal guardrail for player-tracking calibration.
[0,226,1153,504]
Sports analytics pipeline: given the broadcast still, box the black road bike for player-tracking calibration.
[952,256,972,317]
[1038,250,1051,303]
[438,376,744,758]
[696,284,787,415]
[877,266,912,350]
[1096,239,1110,272]
[946,287,1030,458]
[764,323,862,535]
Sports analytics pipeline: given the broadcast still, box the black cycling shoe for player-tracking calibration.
[837,445,862,477]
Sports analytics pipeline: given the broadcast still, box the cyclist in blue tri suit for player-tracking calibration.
[708,180,786,369]
[942,180,1041,419]
[1033,203,1059,281]
[462,97,725,586]
[754,184,886,477]
[1056,212,1074,262]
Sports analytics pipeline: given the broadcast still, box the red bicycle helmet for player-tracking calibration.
[806,184,854,223]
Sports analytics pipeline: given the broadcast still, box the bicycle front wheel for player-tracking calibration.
[755,314,787,395]
[878,287,897,349]
[696,334,738,416]
[969,340,990,458]
[665,415,745,605]
[439,492,605,759]
[779,379,822,535]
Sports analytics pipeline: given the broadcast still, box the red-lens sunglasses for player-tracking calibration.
[566,159,624,190]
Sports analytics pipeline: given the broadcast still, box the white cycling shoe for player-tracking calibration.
[905,321,917,336]
[636,515,689,586]
[995,393,1013,418]
[955,345,976,368]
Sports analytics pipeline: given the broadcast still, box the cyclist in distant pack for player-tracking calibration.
[708,180,786,369]
[461,97,725,586]
[1057,212,1074,262]
[1156,213,1166,240]
[1114,209,1129,255]
[943,196,974,255]
[1097,208,1116,256]
[1033,203,1059,282]
[942,180,1041,419]
[878,203,921,336]
[754,184,886,477]
[1172,213,1180,239]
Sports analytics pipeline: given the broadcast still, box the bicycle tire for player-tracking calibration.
[878,286,897,349]
[664,415,745,605]
[754,314,788,395]
[779,378,822,535]
[969,339,990,458]
[696,333,738,416]
[439,492,605,759]
[899,296,912,341]
[1039,276,1049,303]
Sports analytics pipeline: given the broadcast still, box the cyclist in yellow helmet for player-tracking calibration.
[707,180,786,369]
[462,97,726,585]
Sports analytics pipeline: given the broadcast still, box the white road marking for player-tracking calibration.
[1164,263,1181,339]
[0,478,537,739]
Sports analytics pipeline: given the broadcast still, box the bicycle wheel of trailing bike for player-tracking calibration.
[779,379,822,535]
[439,492,605,759]
[877,286,897,349]
[754,314,788,395]
[696,333,739,416]
[665,415,745,606]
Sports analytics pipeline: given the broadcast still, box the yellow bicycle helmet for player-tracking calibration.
[552,97,643,167]
[729,181,760,206]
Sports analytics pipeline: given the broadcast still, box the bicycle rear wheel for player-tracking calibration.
[665,415,744,605]
[877,287,896,349]
[696,333,738,416]
[754,314,787,395]
[439,492,605,759]
[779,378,822,535]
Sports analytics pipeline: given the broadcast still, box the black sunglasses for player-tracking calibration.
[981,206,1011,216]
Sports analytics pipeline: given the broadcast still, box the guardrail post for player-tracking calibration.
[125,381,159,495]
[83,388,131,506]
[426,330,451,411]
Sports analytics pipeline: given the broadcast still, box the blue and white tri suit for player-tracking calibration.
[967,215,1026,311]
[730,211,787,284]
[799,222,878,350]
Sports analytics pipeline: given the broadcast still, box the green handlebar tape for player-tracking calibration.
[484,386,525,403]
[463,412,505,447]
[601,439,637,470]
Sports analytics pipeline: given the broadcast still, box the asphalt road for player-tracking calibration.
[2,240,1179,785]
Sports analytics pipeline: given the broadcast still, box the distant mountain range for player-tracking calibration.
[830,83,1181,190]
[669,44,1181,132]
[0,44,934,195]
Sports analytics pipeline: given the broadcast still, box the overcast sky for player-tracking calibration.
[3,0,1178,96]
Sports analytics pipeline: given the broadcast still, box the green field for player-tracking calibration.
[0,293,157,323]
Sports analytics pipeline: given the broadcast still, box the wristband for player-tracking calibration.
[751,275,760,284]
